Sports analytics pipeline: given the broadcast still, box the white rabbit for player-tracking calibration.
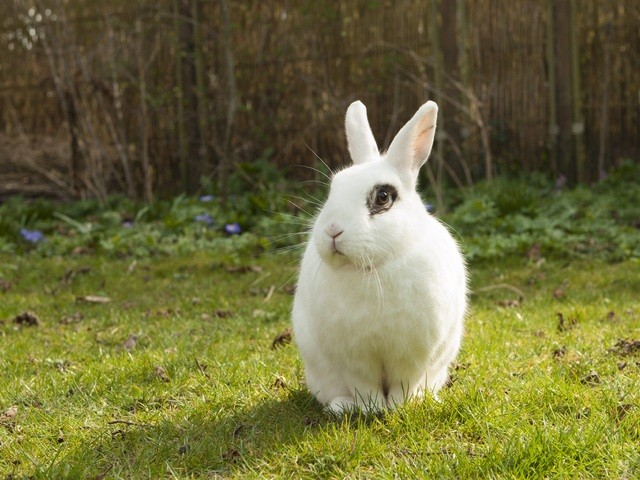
[292,100,467,414]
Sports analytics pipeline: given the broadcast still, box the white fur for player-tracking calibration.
[292,100,467,414]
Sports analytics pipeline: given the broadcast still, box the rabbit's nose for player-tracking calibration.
[326,225,344,239]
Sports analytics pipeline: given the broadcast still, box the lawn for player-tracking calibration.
[1,249,639,478]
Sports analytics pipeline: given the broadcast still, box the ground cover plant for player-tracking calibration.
[1,170,639,478]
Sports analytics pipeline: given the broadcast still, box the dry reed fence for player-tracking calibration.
[0,0,638,201]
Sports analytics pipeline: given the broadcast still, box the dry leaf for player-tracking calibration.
[611,339,640,356]
[12,311,40,327]
[0,406,18,424]
[61,266,91,285]
[154,365,170,382]
[122,334,138,352]
[271,328,292,350]
[0,279,12,292]
[271,376,287,390]
[76,295,111,304]
[496,297,522,308]
[556,312,576,332]
[580,370,601,386]
[552,346,567,359]
[226,265,263,274]
[60,312,84,325]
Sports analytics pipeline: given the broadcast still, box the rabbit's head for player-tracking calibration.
[312,101,438,270]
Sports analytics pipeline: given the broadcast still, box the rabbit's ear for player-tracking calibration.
[345,101,379,165]
[385,101,438,184]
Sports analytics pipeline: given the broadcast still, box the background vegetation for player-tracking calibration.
[1,0,639,204]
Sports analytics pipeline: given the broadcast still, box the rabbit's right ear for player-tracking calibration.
[345,101,379,165]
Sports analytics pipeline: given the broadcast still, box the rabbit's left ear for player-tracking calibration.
[345,101,379,165]
[385,101,438,185]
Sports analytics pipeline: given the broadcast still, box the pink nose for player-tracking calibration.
[326,225,344,239]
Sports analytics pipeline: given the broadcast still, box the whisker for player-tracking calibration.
[303,142,334,178]
[294,163,332,183]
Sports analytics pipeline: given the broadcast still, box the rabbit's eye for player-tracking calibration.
[368,184,398,216]
[376,189,390,206]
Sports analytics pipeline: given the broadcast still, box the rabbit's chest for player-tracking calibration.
[311,270,435,358]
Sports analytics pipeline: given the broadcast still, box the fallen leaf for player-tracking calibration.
[303,416,319,427]
[76,295,111,304]
[154,365,170,382]
[13,311,40,327]
[92,465,114,480]
[271,376,287,390]
[213,310,235,319]
[154,307,174,318]
[553,287,566,299]
[526,244,541,261]
[0,406,18,424]
[61,266,91,285]
[552,346,567,359]
[0,278,12,292]
[60,312,84,325]
[271,328,292,350]
[615,403,633,422]
[611,339,640,356]
[223,447,241,462]
[71,246,91,255]
[226,265,263,274]
[580,370,601,386]
[122,334,138,352]
[556,312,576,332]
[195,358,209,378]
[496,297,522,308]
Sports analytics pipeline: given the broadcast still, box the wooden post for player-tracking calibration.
[177,0,202,194]
[135,18,153,202]
[546,0,558,176]
[598,25,611,180]
[552,0,575,185]
[193,0,211,174]
[428,0,445,210]
[570,0,585,184]
[219,0,237,204]
[458,0,473,184]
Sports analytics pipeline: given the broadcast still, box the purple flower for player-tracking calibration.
[555,174,567,190]
[20,228,45,243]
[122,221,133,228]
[195,213,214,225]
[424,203,435,213]
[199,195,215,202]
[224,222,242,235]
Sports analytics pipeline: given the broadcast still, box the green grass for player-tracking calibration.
[1,251,639,479]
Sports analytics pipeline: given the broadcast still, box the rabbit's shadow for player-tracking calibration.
[49,388,338,477]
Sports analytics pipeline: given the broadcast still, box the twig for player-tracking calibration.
[107,420,149,427]
[474,284,525,298]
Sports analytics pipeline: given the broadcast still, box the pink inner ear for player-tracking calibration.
[411,123,436,167]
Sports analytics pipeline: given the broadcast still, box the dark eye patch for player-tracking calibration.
[367,184,398,216]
